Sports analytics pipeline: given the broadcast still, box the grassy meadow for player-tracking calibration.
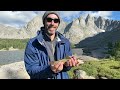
[0,39,29,50]
[68,59,120,79]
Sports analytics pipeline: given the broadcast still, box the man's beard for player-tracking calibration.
[47,30,55,36]
[46,25,57,36]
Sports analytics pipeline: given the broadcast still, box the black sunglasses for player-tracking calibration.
[46,18,60,23]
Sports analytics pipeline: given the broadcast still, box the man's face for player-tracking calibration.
[44,14,60,35]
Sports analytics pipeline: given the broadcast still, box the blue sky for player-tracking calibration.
[110,11,120,20]
[0,11,120,28]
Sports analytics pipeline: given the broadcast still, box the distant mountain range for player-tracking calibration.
[0,14,120,48]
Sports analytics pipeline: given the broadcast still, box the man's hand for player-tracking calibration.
[64,56,80,67]
[50,61,64,73]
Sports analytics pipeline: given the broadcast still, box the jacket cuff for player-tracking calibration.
[48,66,58,78]
[62,65,71,72]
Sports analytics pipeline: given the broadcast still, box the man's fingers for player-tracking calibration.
[71,56,76,60]
[55,62,64,73]
[64,55,84,67]
[77,59,84,65]
[69,59,73,66]
[64,60,70,67]
[71,59,76,66]
[51,62,61,73]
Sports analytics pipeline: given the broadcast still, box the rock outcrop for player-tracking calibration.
[0,15,67,39]
[64,14,120,45]
[25,15,43,38]
[0,61,30,79]
[73,69,95,79]
[0,24,29,39]
[64,14,105,44]
[0,14,120,45]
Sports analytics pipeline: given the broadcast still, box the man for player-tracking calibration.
[24,11,80,79]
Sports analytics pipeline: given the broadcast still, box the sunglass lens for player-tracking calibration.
[47,18,52,22]
[54,19,59,23]
[46,18,59,23]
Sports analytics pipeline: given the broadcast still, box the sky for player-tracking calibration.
[0,11,120,28]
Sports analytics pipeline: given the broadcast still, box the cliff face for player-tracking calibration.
[64,14,105,44]
[0,15,43,39]
[0,15,67,39]
[0,24,29,39]
[0,14,120,46]
[64,14,120,45]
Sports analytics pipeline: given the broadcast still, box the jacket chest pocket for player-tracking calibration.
[38,50,49,66]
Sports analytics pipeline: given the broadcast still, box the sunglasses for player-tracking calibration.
[46,18,60,23]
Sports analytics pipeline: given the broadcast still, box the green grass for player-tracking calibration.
[0,38,29,50]
[0,39,76,50]
[67,59,120,79]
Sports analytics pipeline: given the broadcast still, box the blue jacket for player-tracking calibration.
[24,30,72,79]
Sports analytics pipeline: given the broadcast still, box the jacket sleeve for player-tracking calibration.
[24,40,56,79]
[62,40,72,72]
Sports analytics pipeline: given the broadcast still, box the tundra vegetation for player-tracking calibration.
[68,41,120,79]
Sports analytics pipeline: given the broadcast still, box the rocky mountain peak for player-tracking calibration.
[25,15,43,38]
[0,14,120,46]
[78,16,86,27]
[85,14,95,27]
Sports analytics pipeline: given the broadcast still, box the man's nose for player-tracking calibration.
[51,20,55,25]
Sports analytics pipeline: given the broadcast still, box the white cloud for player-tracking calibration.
[90,11,113,19]
[58,11,113,23]
[80,11,113,19]
[0,11,82,28]
[0,11,37,28]
[0,11,114,28]
[59,11,113,22]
